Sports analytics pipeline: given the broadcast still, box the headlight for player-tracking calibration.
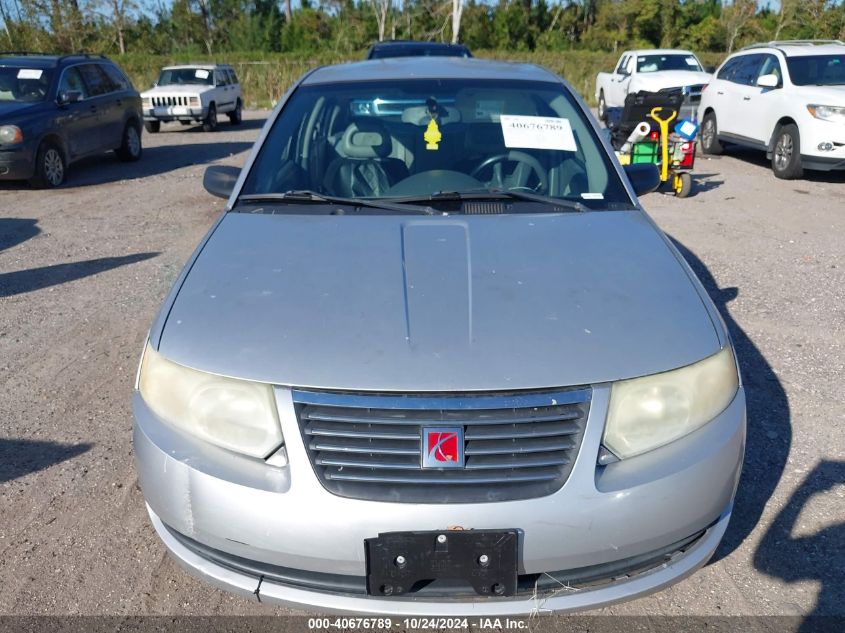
[603,347,738,459]
[138,343,283,458]
[0,125,23,145]
[807,104,845,124]
[189,96,200,106]
[142,97,151,107]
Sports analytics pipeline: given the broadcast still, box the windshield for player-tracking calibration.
[786,54,845,86]
[636,54,703,73]
[157,68,214,87]
[240,78,632,211]
[0,66,54,102]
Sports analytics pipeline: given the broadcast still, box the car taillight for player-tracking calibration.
[649,131,660,141]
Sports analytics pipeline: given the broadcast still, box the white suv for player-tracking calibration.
[141,64,242,133]
[698,40,845,179]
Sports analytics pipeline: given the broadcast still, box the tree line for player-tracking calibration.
[1,0,844,57]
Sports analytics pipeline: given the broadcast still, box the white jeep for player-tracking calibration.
[141,64,242,132]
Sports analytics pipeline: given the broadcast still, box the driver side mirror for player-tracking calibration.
[203,165,241,199]
[757,73,780,89]
[623,163,661,197]
[58,90,82,105]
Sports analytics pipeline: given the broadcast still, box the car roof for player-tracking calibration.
[302,57,561,86]
[623,49,697,57]
[371,40,469,50]
[162,64,232,70]
[0,53,111,68]
[739,41,845,57]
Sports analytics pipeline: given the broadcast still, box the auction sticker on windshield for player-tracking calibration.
[500,115,577,152]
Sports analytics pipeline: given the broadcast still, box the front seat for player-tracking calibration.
[324,118,407,197]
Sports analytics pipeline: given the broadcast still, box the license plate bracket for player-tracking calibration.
[365,530,518,597]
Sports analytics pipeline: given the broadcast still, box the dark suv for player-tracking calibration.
[0,53,142,187]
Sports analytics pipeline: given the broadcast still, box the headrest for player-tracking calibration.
[401,105,461,126]
[340,118,392,159]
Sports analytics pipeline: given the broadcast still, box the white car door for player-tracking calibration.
[745,53,787,146]
[607,55,633,107]
[719,54,765,139]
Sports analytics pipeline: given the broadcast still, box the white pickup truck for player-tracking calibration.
[595,49,713,122]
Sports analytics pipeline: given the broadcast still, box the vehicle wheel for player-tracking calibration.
[202,104,218,132]
[228,99,242,125]
[29,141,66,188]
[116,122,142,162]
[597,91,607,123]
[144,120,160,133]
[772,124,803,180]
[700,112,723,155]
[673,172,693,198]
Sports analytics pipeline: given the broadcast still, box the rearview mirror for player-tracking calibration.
[203,165,240,199]
[757,73,779,89]
[623,163,661,197]
[58,90,82,105]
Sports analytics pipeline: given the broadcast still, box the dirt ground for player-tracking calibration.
[0,111,843,621]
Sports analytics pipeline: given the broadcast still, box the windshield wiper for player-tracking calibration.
[237,191,436,215]
[393,189,591,213]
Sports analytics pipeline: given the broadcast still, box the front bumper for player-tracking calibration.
[797,118,845,171]
[134,385,746,614]
[143,106,206,122]
[0,143,35,180]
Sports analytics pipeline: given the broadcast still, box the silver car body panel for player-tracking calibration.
[134,384,745,613]
[156,211,720,391]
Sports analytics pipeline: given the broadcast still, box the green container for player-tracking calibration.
[631,141,659,164]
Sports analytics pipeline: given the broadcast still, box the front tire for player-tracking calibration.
[29,142,66,188]
[228,99,242,125]
[772,124,803,180]
[116,122,142,162]
[598,91,607,124]
[700,112,723,155]
[144,120,160,133]
[202,104,218,132]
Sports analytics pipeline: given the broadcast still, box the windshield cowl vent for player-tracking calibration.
[463,202,506,215]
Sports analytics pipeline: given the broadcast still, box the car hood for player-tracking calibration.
[0,100,38,119]
[157,210,720,392]
[633,70,712,90]
[141,85,212,97]
[794,84,845,103]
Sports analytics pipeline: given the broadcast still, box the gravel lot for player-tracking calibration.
[0,110,842,622]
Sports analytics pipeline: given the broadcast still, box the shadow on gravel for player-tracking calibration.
[670,238,792,563]
[0,438,92,483]
[65,142,254,187]
[754,460,845,624]
[721,147,845,184]
[0,252,158,297]
[156,116,267,133]
[690,173,724,195]
[0,218,40,252]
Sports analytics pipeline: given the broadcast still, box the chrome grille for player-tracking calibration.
[152,95,188,107]
[293,388,590,503]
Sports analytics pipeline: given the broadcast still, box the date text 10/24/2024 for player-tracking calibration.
[307,618,530,630]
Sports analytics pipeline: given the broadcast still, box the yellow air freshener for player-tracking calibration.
[424,118,441,150]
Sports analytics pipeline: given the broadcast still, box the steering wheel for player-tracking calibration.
[470,150,549,192]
